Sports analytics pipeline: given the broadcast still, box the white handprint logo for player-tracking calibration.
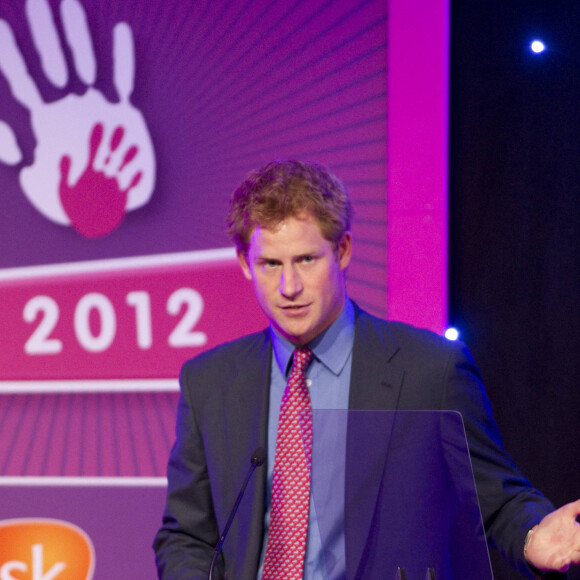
[0,0,155,238]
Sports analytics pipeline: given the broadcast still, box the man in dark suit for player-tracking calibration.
[154,160,580,579]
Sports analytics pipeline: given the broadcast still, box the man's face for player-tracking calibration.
[237,212,352,346]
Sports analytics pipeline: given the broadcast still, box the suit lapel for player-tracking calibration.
[345,307,405,580]
[349,306,404,411]
[221,330,272,579]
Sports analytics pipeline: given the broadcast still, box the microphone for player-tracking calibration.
[208,447,266,580]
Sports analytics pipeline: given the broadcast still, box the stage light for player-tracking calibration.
[444,328,459,341]
[530,40,546,54]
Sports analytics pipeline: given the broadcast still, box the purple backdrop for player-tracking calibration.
[0,0,448,577]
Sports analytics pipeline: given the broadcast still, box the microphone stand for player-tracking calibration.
[208,447,266,580]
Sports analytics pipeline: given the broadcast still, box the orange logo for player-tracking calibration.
[0,519,95,580]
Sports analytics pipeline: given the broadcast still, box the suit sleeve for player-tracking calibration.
[441,341,559,578]
[153,361,222,580]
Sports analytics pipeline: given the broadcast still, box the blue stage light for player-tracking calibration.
[531,40,546,54]
[444,328,460,341]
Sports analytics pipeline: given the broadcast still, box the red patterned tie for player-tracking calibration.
[262,346,314,580]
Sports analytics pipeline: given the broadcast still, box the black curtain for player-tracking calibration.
[450,1,580,578]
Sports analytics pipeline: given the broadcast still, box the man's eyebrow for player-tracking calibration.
[296,249,321,258]
[254,255,280,263]
[253,249,320,262]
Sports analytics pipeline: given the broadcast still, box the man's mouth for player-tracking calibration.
[281,303,310,311]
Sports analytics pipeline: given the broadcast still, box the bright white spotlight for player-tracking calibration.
[531,40,546,54]
[444,328,460,341]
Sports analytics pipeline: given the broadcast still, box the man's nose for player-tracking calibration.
[279,266,302,298]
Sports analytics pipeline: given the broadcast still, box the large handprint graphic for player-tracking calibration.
[0,0,155,238]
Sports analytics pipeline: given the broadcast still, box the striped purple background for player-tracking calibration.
[0,392,176,476]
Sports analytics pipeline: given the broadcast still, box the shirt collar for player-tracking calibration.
[271,299,355,378]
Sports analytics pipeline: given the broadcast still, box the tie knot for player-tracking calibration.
[292,346,313,373]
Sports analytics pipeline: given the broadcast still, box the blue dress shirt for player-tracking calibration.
[258,300,355,580]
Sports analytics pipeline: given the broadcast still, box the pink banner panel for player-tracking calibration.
[387,0,449,332]
[0,252,266,386]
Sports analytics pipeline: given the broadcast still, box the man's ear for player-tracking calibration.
[237,249,253,280]
[337,232,352,270]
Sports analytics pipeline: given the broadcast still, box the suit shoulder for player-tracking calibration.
[355,308,464,359]
[385,320,450,348]
[356,307,445,344]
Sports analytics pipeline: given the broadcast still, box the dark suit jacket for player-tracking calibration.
[154,305,555,579]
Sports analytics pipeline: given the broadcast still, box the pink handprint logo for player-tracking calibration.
[0,0,155,238]
[60,123,143,238]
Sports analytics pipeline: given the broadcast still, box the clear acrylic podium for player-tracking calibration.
[308,410,493,580]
